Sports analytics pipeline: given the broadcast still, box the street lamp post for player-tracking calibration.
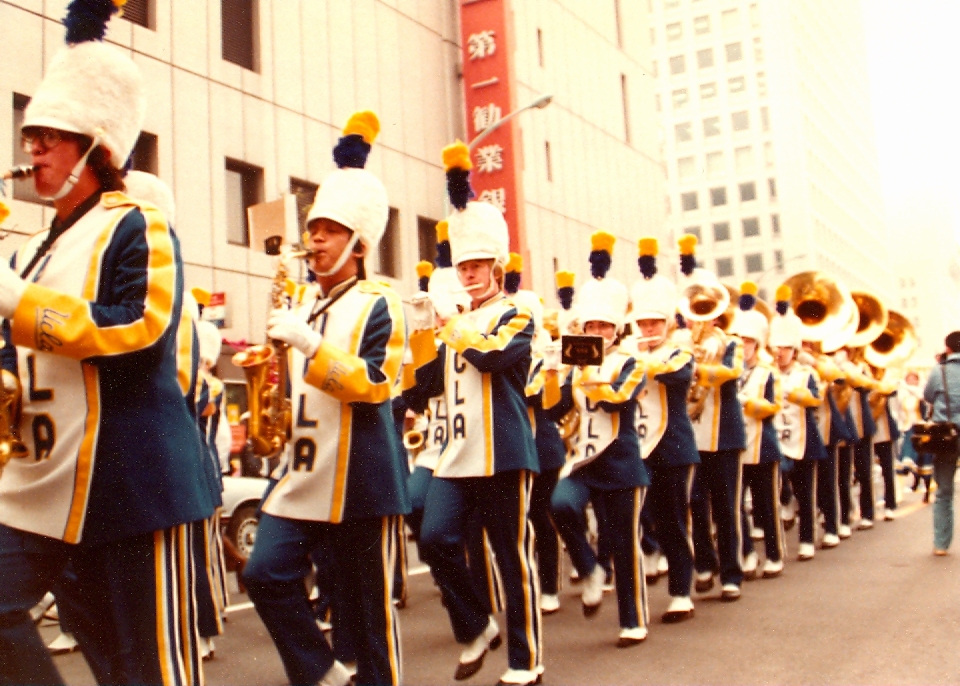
[468,93,553,150]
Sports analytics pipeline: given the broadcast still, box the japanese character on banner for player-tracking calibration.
[467,30,496,60]
[475,144,504,174]
[478,188,507,213]
[473,103,502,134]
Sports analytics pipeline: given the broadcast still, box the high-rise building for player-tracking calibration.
[649,0,890,302]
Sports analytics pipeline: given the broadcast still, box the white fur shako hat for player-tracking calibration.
[575,231,628,330]
[307,111,389,250]
[629,237,677,321]
[24,25,146,167]
[729,281,769,344]
[441,141,509,267]
[768,284,803,349]
[123,171,176,225]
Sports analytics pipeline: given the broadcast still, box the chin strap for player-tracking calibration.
[43,136,100,201]
[311,232,361,277]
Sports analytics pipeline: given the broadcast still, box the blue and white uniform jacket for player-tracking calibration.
[544,348,649,490]
[403,292,538,477]
[737,361,782,465]
[0,192,213,545]
[525,358,567,473]
[774,364,827,461]
[871,377,901,444]
[691,337,747,453]
[810,355,855,447]
[634,341,699,467]
[197,371,226,501]
[262,279,411,523]
[842,360,877,441]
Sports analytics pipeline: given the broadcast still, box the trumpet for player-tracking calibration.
[678,274,729,421]
[403,430,425,453]
[1,165,36,181]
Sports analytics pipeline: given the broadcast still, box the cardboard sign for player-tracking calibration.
[561,335,604,367]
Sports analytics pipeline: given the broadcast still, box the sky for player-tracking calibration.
[861,0,960,238]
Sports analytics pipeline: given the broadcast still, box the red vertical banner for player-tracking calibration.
[459,0,527,268]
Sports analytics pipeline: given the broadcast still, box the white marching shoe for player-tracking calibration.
[47,631,79,655]
[884,508,896,521]
[617,626,648,647]
[762,558,784,578]
[657,554,669,575]
[319,660,353,686]
[199,636,215,661]
[455,616,501,681]
[858,518,874,530]
[742,551,759,579]
[661,595,694,623]
[797,543,815,561]
[581,565,606,616]
[540,594,560,614]
[643,551,661,582]
[720,583,741,601]
[822,533,840,548]
[497,667,543,685]
[838,524,852,539]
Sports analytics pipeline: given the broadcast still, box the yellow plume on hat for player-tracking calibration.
[775,284,792,302]
[343,110,380,145]
[740,281,758,297]
[416,261,434,279]
[638,237,658,257]
[442,140,472,172]
[191,287,211,307]
[590,230,616,254]
[506,252,523,273]
[678,234,698,256]
[436,220,449,242]
[555,270,575,289]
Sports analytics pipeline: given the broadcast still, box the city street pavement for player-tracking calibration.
[47,476,960,685]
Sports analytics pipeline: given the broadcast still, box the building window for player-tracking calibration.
[664,0,681,10]
[651,60,659,77]
[122,0,153,29]
[753,36,764,62]
[621,74,631,143]
[764,141,775,166]
[700,82,717,101]
[675,122,693,143]
[703,116,721,137]
[655,93,662,112]
[756,71,767,97]
[12,94,50,206]
[417,216,439,263]
[693,15,710,35]
[537,28,545,66]
[649,27,656,46]
[721,8,740,32]
[545,141,553,181]
[669,55,686,75]
[290,177,319,233]
[681,191,699,211]
[716,257,734,277]
[768,177,777,199]
[731,110,750,131]
[735,145,754,172]
[129,131,158,175]
[377,207,400,278]
[225,159,263,246]
[697,48,714,69]
[710,187,727,206]
[684,226,702,242]
[750,3,760,27]
[666,22,683,41]
[742,217,760,237]
[745,253,763,273]
[678,156,696,180]
[728,75,746,94]
[725,42,742,62]
[713,222,730,242]
[672,88,689,109]
[760,106,770,131]
[739,181,757,202]
[614,0,623,48]
[222,0,258,71]
[771,213,781,235]
[706,151,725,176]
[774,249,784,272]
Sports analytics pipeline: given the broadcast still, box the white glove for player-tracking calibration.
[544,342,562,371]
[0,261,27,320]
[408,293,435,331]
[266,308,322,357]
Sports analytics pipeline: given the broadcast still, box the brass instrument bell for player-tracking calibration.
[781,271,855,343]
[864,310,917,369]
[678,274,731,323]
[714,284,739,332]
[846,291,888,349]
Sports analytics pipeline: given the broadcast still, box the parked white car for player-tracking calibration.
[220,475,269,561]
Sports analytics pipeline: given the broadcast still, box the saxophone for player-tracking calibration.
[0,370,29,477]
[232,247,310,457]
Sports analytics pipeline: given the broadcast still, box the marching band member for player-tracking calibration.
[678,235,748,602]
[899,371,933,501]
[771,287,827,561]
[730,282,786,578]
[243,111,410,686]
[870,366,902,521]
[0,4,214,682]
[403,142,542,686]
[837,345,879,529]
[545,233,650,647]
[629,237,700,623]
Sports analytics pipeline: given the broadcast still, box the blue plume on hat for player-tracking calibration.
[443,142,474,211]
[589,231,615,279]
[63,0,121,45]
[435,220,452,268]
[675,312,687,329]
[332,111,379,169]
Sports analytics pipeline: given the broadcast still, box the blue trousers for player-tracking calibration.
[854,438,876,521]
[875,441,897,511]
[837,443,854,525]
[817,445,840,535]
[646,463,696,597]
[530,467,561,595]
[691,450,744,586]
[741,461,783,562]
[551,477,647,629]
[933,457,957,551]
[785,460,817,544]
[405,465,433,542]
[419,470,542,672]
[0,523,203,686]
[244,514,402,686]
